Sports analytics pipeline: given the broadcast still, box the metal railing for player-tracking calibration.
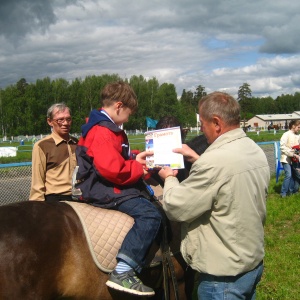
[0,162,32,206]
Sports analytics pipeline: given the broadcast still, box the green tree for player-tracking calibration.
[179,88,199,128]
[33,77,54,134]
[0,89,3,136]
[275,94,296,114]
[238,82,252,102]
[16,78,28,95]
[154,83,179,120]
[128,76,160,130]
[52,78,69,103]
[1,85,19,136]
[68,77,84,133]
[253,96,275,114]
[194,84,207,105]
[238,83,253,126]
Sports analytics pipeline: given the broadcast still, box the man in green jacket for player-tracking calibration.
[159,92,270,300]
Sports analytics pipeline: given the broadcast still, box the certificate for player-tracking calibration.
[145,126,184,169]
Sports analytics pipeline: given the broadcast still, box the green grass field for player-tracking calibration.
[1,130,299,298]
[256,177,300,299]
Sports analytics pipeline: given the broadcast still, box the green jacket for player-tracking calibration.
[163,128,270,276]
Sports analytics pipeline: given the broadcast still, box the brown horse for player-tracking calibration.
[0,200,194,300]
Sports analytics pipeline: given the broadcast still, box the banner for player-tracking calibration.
[146,117,158,128]
[0,147,17,157]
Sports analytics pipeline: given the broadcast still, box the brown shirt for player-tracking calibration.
[29,131,78,201]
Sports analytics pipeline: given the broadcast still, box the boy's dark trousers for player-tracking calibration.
[113,196,162,273]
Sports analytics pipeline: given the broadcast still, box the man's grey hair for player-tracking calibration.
[47,103,71,119]
[198,92,240,126]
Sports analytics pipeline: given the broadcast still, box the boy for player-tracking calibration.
[75,81,161,296]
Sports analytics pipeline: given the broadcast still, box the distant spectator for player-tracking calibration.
[280,120,300,197]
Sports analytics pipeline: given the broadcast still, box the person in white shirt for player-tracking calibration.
[279,120,300,197]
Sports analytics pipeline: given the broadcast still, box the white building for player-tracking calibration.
[246,112,300,130]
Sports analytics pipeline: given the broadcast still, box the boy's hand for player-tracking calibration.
[136,151,154,177]
[136,150,153,165]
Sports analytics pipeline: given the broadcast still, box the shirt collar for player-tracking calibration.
[51,131,76,145]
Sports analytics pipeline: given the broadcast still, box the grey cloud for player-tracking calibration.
[0,0,78,44]
[260,18,300,54]
[1,0,300,99]
[120,0,300,55]
[291,74,300,86]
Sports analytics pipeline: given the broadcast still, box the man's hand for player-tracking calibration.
[158,166,178,180]
[173,144,200,164]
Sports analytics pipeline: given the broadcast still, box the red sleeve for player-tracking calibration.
[85,126,143,185]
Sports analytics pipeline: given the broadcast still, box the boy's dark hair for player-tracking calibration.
[101,81,138,113]
[187,134,210,156]
[156,116,187,142]
[156,116,181,129]
[185,135,210,172]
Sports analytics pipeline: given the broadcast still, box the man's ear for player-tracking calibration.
[47,118,53,127]
[213,116,222,132]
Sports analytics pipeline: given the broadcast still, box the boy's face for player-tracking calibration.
[114,102,132,126]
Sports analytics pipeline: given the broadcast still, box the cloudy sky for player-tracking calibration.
[1,0,300,99]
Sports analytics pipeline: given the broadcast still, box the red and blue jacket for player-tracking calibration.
[75,109,146,208]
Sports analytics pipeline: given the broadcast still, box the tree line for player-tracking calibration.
[0,76,300,137]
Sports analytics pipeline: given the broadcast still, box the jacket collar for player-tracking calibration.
[205,128,247,153]
[81,109,124,138]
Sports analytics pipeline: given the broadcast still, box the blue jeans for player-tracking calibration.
[197,262,263,300]
[114,197,162,273]
[281,163,299,196]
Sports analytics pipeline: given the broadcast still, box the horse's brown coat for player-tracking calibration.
[0,201,193,300]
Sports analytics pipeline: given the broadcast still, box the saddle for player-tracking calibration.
[64,179,180,300]
[64,201,134,273]
[63,179,165,273]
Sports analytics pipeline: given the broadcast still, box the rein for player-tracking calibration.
[153,199,180,300]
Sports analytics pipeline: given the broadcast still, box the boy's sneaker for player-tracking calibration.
[106,269,155,296]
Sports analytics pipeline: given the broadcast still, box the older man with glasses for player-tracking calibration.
[29,103,78,201]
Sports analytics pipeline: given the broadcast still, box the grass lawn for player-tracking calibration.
[256,176,300,299]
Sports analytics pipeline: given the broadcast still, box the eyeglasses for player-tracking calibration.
[52,118,72,124]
